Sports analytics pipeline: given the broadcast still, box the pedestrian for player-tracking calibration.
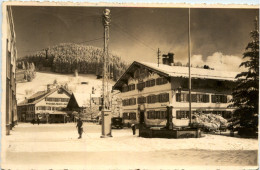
[76,118,83,139]
[32,118,35,125]
[131,124,136,135]
[37,117,40,125]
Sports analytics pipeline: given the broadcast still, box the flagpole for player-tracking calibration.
[188,8,192,125]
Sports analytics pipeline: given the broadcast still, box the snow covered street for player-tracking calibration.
[2,123,258,169]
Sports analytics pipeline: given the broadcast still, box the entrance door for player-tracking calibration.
[140,111,145,124]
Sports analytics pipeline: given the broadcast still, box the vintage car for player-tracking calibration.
[111,117,123,129]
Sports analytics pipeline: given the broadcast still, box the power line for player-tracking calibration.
[77,37,104,44]
[112,22,156,52]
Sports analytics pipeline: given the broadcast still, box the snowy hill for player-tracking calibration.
[17,71,115,103]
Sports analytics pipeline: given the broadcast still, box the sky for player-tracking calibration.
[12,6,259,72]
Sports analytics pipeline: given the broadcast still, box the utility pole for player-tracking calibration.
[157,48,161,67]
[101,8,112,137]
[188,8,192,125]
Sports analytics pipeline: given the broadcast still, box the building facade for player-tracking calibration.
[4,6,18,135]
[18,86,71,123]
[113,61,237,127]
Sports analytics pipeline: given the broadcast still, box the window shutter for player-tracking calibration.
[191,94,197,102]
[176,93,180,102]
[206,95,209,103]
[222,95,227,103]
[166,93,169,102]
[156,78,160,85]
[211,95,215,103]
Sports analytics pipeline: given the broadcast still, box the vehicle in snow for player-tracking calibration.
[111,117,123,129]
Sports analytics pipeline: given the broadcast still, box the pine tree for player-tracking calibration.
[231,17,259,125]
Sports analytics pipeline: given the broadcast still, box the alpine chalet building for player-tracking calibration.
[113,54,238,128]
[18,86,71,123]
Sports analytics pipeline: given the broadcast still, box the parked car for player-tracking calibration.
[111,117,123,129]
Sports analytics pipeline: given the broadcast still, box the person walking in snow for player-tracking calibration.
[76,118,83,139]
[131,124,136,135]
[37,117,40,125]
[32,118,35,125]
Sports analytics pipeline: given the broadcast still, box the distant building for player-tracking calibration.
[4,6,18,135]
[17,86,71,123]
[66,93,101,121]
[113,58,238,127]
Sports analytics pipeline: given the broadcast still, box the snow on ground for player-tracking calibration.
[16,71,114,103]
[3,123,258,168]
[5,123,258,153]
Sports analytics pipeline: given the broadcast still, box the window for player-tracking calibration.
[137,96,146,104]
[137,82,145,91]
[128,84,135,91]
[201,95,210,103]
[123,112,129,119]
[129,112,136,120]
[147,110,155,119]
[176,93,189,102]
[158,93,169,103]
[160,110,167,119]
[211,95,227,103]
[122,98,136,106]
[145,79,155,87]
[129,98,136,105]
[176,111,189,119]
[176,93,209,103]
[147,110,167,119]
[38,106,46,110]
[156,77,168,85]
[191,94,197,102]
[147,95,157,104]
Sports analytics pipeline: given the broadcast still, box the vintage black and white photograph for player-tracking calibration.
[1,2,259,169]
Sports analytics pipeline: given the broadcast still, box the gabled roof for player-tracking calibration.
[18,86,72,106]
[113,61,239,90]
[73,93,90,107]
[141,62,239,80]
[27,90,46,99]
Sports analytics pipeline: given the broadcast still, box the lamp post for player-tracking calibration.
[101,8,112,138]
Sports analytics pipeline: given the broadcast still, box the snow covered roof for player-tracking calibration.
[113,61,239,90]
[27,90,46,99]
[73,93,90,107]
[18,87,72,106]
[140,62,239,81]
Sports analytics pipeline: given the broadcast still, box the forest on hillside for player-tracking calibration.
[18,43,128,81]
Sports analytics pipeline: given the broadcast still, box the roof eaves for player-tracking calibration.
[32,88,58,105]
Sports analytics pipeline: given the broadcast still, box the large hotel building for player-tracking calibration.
[113,54,238,127]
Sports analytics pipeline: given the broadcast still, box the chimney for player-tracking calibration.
[162,54,169,65]
[162,53,174,66]
[168,53,174,65]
